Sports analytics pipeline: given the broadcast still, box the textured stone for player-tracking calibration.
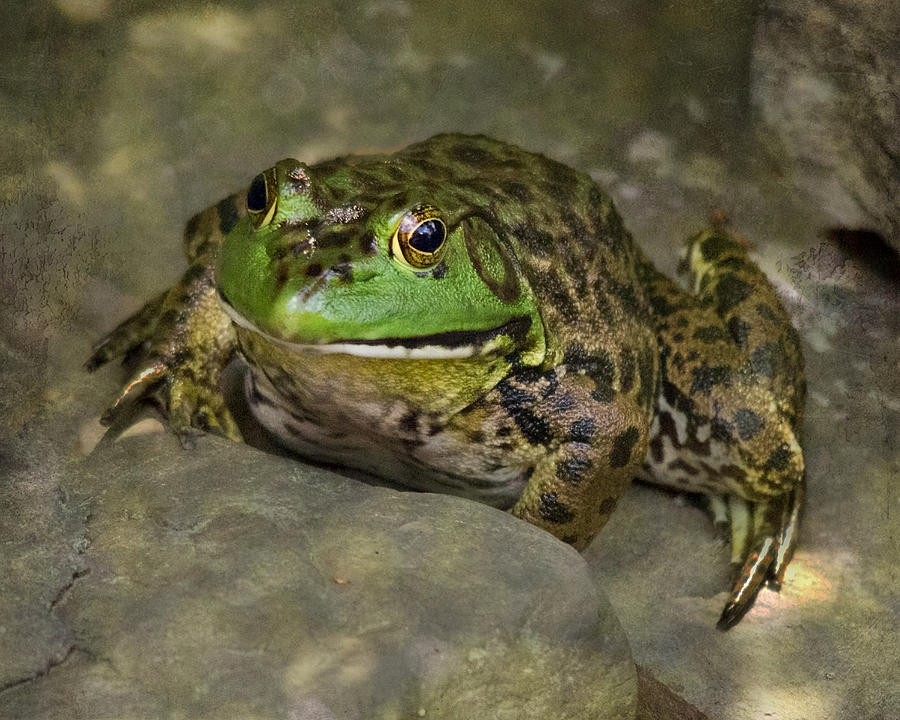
[751,0,900,246]
[0,433,636,719]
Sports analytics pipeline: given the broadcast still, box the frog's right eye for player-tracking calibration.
[246,168,278,228]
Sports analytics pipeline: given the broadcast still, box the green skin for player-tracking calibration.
[88,134,806,629]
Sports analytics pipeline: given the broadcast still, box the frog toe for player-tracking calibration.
[99,362,167,426]
[85,291,167,372]
[768,476,805,590]
[168,379,241,444]
[716,484,804,630]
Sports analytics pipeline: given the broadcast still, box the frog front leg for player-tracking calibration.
[86,199,244,444]
[451,363,651,550]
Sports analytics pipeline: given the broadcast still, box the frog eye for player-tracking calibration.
[246,168,279,228]
[391,204,448,269]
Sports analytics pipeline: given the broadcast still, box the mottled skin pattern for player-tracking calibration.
[88,134,806,628]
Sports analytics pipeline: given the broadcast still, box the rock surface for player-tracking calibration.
[0,431,636,719]
[751,0,900,246]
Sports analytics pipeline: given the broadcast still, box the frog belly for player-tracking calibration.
[244,369,529,508]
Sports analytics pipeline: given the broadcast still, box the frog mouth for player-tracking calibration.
[218,290,531,360]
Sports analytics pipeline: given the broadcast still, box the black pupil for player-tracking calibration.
[409,220,445,253]
[247,174,267,212]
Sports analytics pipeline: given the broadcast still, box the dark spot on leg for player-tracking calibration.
[552,393,576,412]
[595,292,614,323]
[597,496,617,515]
[650,293,677,316]
[565,343,615,388]
[496,380,553,445]
[556,456,592,484]
[711,417,734,443]
[591,385,614,403]
[497,379,536,410]
[714,275,752,315]
[305,263,322,278]
[610,426,640,468]
[748,343,782,379]
[512,410,553,445]
[700,233,735,262]
[765,442,792,472]
[182,262,209,285]
[690,364,731,395]
[733,408,764,441]
[611,281,641,319]
[538,492,574,524]
[569,417,596,442]
[637,347,657,411]
[728,316,750,348]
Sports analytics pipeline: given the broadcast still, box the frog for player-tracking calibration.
[87,133,806,629]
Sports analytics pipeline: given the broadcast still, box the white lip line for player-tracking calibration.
[220,297,481,360]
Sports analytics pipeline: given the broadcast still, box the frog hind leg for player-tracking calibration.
[642,228,806,628]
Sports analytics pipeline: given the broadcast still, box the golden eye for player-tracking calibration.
[246,168,278,228]
[391,204,448,269]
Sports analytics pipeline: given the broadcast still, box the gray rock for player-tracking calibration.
[0,432,636,720]
[751,0,899,246]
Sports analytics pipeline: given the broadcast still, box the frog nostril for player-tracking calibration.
[286,166,310,194]
[332,262,353,283]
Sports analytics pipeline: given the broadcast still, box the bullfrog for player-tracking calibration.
[87,134,806,629]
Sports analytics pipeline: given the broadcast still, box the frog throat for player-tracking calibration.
[219,291,533,360]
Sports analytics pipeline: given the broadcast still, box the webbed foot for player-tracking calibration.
[711,477,805,630]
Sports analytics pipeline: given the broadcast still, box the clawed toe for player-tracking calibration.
[712,476,806,630]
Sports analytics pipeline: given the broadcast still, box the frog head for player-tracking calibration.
[217,144,546,368]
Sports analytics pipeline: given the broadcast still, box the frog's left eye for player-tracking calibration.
[246,168,279,229]
[391,204,448,269]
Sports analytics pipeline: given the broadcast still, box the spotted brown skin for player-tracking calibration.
[87,134,806,628]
